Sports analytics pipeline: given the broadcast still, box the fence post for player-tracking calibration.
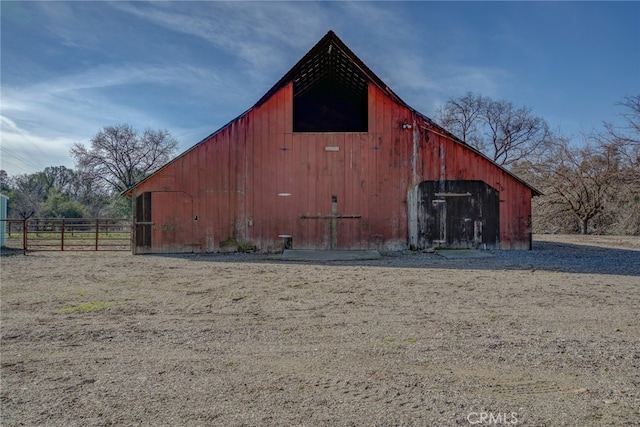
[22,219,27,255]
[95,218,99,251]
[61,218,65,251]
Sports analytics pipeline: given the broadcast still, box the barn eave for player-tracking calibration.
[122,30,541,198]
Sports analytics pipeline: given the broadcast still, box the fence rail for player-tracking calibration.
[1,218,131,254]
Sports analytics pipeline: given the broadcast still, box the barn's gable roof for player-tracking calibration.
[255,30,404,109]
[123,30,540,197]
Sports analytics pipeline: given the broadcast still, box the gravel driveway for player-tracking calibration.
[1,235,639,426]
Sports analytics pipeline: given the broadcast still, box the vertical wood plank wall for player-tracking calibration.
[133,82,533,253]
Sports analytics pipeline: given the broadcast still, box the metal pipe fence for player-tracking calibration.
[1,218,131,254]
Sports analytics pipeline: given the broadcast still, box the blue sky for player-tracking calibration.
[1,1,639,176]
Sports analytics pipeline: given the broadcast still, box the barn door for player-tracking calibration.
[134,191,194,254]
[135,192,152,251]
[417,180,499,249]
[151,191,194,253]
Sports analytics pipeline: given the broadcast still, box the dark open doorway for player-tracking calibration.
[135,192,152,249]
[292,40,368,132]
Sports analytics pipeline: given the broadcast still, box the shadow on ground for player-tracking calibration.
[154,240,640,277]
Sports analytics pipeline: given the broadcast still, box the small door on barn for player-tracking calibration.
[417,180,499,249]
[134,191,194,254]
[135,192,152,251]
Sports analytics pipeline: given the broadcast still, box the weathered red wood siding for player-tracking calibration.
[132,82,533,253]
[411,126,533,249]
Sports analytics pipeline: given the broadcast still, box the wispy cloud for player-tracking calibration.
[372,50,509,118]
[400,62,511,117]
[293,2,510,117]
[1,115,76,174]
[1,62,223,175]
[111,2,328,83]
[1,1,517,176]
[3,64,216,130]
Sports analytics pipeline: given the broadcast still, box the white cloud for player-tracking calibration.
[0,115,76,175]
[354,38,510,119]
[1,63,227,176]
[9,63,226,101]
[1,1,518,177]
[108,1,511,117]
[111,1,328,83]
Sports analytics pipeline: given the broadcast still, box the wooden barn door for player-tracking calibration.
[134,192,152,252]
[151,191,194,253]
[417,180,499,249]
[134,191,194,254]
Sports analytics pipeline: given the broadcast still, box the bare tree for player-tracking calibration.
[436,92,487,150]
[605,95,640,144]
[532,138,619,234]
[440,94,639,235]
[484,100,551,167]
[436,92,552,167]
[598,94,640,233]
[71,124,179,193]
[8,173,47,218]
[601,95,640,176]
[0,170,10,192]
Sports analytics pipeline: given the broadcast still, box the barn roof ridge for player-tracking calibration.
[254,30,405,108]
[123,30,540,197]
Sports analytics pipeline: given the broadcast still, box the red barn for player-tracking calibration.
[124,31,539,254]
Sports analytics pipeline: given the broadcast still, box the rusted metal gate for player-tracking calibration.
[1,218,131,254]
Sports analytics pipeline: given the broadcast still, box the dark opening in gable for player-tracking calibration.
[292,42,368,132]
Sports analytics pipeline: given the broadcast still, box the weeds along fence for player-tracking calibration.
[1,218,131,254]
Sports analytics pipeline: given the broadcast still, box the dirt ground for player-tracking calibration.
[1,235,639,426]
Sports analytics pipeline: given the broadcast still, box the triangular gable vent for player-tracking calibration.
[255,31,379,133]
[292,37,368,132]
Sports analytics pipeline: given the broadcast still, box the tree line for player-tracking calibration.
[2,95,638,235]
[1,125,178,219]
